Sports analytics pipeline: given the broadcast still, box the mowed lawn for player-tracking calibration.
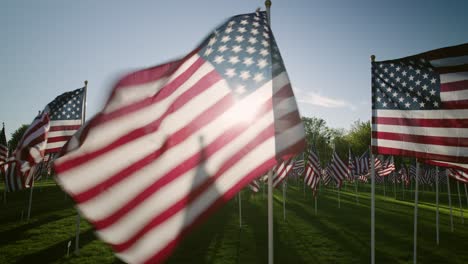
[0,179,467,264]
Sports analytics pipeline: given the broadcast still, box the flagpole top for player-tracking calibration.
[265,0,271,8]
[84,80,88,86]
[370,55,376,62]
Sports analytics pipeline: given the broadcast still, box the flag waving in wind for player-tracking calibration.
[372,43,468,163]
[54,11,305,264]
[44,87,85,154]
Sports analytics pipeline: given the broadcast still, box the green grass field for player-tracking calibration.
[1,179,467,263]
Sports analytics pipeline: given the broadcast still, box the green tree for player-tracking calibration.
[345,120,371,156]
[8,124,28,154]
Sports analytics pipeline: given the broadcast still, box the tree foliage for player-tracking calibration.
[8,124,28,154]
[301,117,371,165]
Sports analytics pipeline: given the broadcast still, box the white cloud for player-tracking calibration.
[294,88,356,110]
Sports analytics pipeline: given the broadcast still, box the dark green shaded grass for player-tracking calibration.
[0,179,467,263]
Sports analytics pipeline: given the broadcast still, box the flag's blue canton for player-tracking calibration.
[47,87,84,120]
[372,59,441,110]
[199,11,285,98]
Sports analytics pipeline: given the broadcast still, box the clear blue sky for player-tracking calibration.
[1,0,467,139]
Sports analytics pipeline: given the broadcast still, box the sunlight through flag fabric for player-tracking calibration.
[371,43,468,163]
[54,11,305,264]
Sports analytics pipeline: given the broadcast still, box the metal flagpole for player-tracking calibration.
[338,184,341,209]
[239,190,242,228]
[465,184,468,211]
[355,178,359,204]
[283,181,286,221]
[413,161,420,264]
[314,195,317,215]
[456,181,464,223]
[265,2,273,264]
[383,175,386,197]
[370,56,376,264]
[370,151,376,264]
[27,166,36,221]
[446,170,454,232]
[435,167,439,245]
[76,80,88,255]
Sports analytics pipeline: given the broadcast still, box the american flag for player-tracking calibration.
[54,11,304,264]
[0,123,7,163]
[398,166,410,187]
[358,174,369,183]
[448,168,468,184]
[44,87,85,154]
[348,148,356,180]
[329,150,348,187]
[322,167,332,186]
[377,156,395,176]
[424,159,468,173]
[304,145,321,195]
[292,153,305,176]
[15,112,50,174]
[272,158,295,188]
[248,179,260,193]
[4,160,23,192]
[355,149,369,175]
[372,43,468,163]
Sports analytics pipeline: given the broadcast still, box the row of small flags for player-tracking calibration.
[260,146,468,196]
[0,8,466,263]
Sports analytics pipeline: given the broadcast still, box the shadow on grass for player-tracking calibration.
[14,228,95,264]
[0,213,74,247]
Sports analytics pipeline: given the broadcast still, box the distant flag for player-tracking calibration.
[0,123,7,163]
[398,166,410,187]
[292,153,305,176]
[272,158,296,188]
[248,179,260,193]
[53,11,305,264]
[377,156,395,177]
[322,167,332,186]
[15,112,50,173]
[355,149,370,175]
[4,160,24,192]
[329,150,348,188]
[304,145,321,195]
[372,43,468,163]
[43,87,85,154]
[358,174,369,183]
[348,148,356,180]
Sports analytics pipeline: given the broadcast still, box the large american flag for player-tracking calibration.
[372,43,468,163]
[54,11,304,264]
[44,87,85,154]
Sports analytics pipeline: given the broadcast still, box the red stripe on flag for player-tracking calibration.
[373,116,468,128]
[372,131,468,147]
[49,125,82,132]
[372,145,468,163]
[441,80,468,92]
